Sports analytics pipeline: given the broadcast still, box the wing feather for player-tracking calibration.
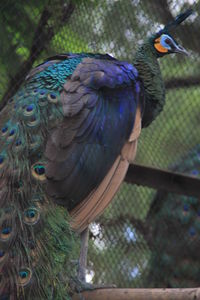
[45,57,141,211]
[70,106,142,232]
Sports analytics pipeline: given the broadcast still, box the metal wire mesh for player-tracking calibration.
[0,0,199,289]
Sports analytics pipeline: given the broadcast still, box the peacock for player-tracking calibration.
[146,145,200,288]
[0,9,192,299]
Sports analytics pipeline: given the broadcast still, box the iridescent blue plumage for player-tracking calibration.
[43,55,139,209]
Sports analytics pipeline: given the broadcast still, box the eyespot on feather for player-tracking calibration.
[38,89,46,98]
[0,154,6,169]
[0,250,7,263]
[8,129,15,137]
[0,226,12,241]
[14,139,24,152]
[31,163,46,181]
[23,104,36,117]
[26,115,40,128]
[1,126,8,136]
[47,92,59,104]
[23,208,40,225]
[15,139,22,147]
[17,268,32,287]
[7,126,18,142]
[32,88,39,95]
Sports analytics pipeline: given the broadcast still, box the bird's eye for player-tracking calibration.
[165,38,171,44]
[165,38,174,47]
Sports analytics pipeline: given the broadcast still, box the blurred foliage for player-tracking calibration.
[0,0,200,289]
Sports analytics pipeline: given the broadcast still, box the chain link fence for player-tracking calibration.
[0,0,200,290]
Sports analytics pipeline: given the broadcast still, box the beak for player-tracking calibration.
[174,44,189,56]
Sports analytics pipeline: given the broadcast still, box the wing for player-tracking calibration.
[45,57,141,217]
[70,105,141,232]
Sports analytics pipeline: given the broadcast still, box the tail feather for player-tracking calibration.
[0,86,75,299]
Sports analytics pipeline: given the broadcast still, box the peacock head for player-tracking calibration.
[153,33,188,56]
[151,9,193,57]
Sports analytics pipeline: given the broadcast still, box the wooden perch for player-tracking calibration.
[72,287,200,300]
[165,75,200,90]
[125,163,200,197]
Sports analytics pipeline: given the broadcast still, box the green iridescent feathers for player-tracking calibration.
[0,58,83,299]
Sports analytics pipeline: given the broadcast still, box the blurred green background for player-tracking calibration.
[0,0,200,289]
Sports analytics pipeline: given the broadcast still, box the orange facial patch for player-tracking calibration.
[154,37,168,53]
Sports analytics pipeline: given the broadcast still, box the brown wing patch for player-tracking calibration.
[70,105,141,232]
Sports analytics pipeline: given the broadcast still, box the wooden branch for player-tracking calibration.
[165,76,200,90]
[72,287,200,300]
[125,163,200,197]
